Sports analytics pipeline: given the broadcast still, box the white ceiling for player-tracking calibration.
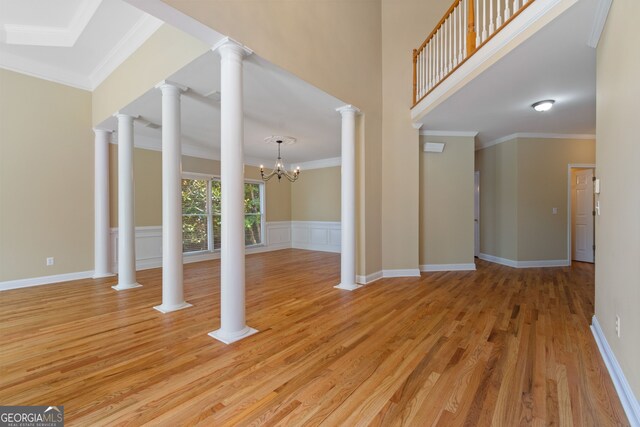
[0,0,162,90]
[417,0,598,146]
[96,50,347,165]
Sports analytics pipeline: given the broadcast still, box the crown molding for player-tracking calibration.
[0,55,91,91]
[89,14,163,89]
[587,0,613,48]
[292,157,341,170]
[4,0,102,47]
[419,130,478,137]
[476,132,596,150]
[1,12,161,91]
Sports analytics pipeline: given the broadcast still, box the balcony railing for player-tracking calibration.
[413,0,536,106]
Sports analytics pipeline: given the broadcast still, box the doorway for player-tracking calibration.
[568,165,595,263]
[474,171,480,258]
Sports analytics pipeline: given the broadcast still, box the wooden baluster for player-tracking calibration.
[505,0,511,21]
[513,0,519,15]
[467,0,477,57]
[453,8,457,67]
[412,49,417,105]
[449,15,454,71]
[489,0,495,35]
[497,0,503,27]
[463,0,467,58]
[482,0,487,42]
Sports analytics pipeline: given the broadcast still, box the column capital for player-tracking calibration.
[114,112,135,122]
[336,104,360,115]
[212,37,253,59]
[92,128,113,135]
[155,80,188,94]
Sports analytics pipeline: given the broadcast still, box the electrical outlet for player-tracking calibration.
[46,257,54,266]
[615,315,621,338]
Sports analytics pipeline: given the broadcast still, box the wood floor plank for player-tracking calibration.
[0,251,629,426]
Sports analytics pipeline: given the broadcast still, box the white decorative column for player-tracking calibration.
[335,105,362,291]
[209,39,258,344]
[154,81,192,313]
[112,113,142,291]
[93,129,115,278]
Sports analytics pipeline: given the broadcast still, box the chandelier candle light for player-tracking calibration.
[260,136,301,182]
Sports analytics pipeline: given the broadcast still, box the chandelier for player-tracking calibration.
[260,136,301,182]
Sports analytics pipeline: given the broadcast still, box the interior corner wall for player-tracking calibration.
[475,139,519,260]
[91,24,210,126]
[419,135,475,266]
[381,0,450,272]
[475,137,595,263]
[161,0,383,278]
[0,69,93,282]
[595,0,640,401]
[516,137,595,261]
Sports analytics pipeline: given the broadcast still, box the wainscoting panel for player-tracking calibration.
[291,221,341,253]
[109,222,295,272]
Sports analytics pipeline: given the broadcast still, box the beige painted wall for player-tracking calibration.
[475,140,519,260]
[0,69,93,281]
[475,137,595,261]
[595,0,640,400]
[92,24,209,125]
[381,0,451,271]
[109,147,292,227]
[517,137,595,260]
[163,0,383,277]
[292,167,340,222]
[419,136,475,266]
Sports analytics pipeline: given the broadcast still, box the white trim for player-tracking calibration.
[591,316,640,426]
[0,271,94,291]
[420,263,476,272]
[293,157,341,170]
[567,164,596,264]
[291,221,341,253]
[0,54,92,91]
[587,0,613,48]
[479,253,570,268]
[89,14,163,89]
[419,130,478,137]
[356,270,383,285]
[476,132,596,150]
[382,269,421,278]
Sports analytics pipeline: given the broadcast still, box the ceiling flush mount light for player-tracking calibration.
[260,136,301,182]
[532,99,555,112]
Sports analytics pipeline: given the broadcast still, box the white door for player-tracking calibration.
[573,169,594,263]
[474,171,480,257]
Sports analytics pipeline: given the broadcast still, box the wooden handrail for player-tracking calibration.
[412,0,536,107]
[417,0,463,53]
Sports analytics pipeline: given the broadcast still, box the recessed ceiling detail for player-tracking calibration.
[3,0,102,47]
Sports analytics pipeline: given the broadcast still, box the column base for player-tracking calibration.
[208,326,259,345]
[153,302,193,313]
[112,282,142,291]
[334,282,363,291]
[92,272,116,279]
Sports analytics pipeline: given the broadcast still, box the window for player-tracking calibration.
[182,176,264,253]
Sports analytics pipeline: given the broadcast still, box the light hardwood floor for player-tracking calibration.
[0,249,629,426]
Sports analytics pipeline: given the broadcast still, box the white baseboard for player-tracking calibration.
[0,271,94,291]
[420,263,476,272]
[382,269,421,278]
[479,253,570,268]
[591,316,640,426]
[356,270,383,285]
